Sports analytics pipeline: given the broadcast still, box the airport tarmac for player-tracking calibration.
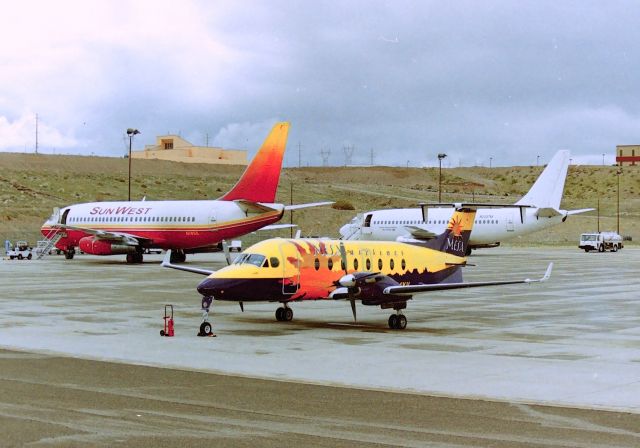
[1,248,639,422]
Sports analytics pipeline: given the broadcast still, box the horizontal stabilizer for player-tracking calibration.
[234,200,278,214]
[567,208,595,215]
[284,201,334,211]
[404,226,437,240]
[260,223,297,231]
[536,207,562,218]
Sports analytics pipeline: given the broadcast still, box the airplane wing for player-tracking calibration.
[284,201,334,211]
[383,263,553,296]
[161,250,215,275]
[52,224,149,246]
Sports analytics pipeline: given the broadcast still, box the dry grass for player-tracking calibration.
[1,153,637,246]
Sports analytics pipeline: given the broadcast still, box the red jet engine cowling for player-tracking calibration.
[78,236,138,255]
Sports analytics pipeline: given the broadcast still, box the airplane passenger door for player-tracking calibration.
[361,214,373,236]
[279,243,299,295]
[506,215,515,232]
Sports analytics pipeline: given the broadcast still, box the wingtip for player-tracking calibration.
[162,249,172,267]
[542,262,554,282]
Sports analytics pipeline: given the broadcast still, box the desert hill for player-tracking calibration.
[1,152,637,246]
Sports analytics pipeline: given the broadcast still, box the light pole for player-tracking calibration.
[616,168,622,234]
[127,128,140,201]
[536,155,540,166]
[602,153,605,166]
[437,153,447,202]
[489,156,493,168]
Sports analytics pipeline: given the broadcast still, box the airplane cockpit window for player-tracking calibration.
[269,257,280,268]
[234,253,266,267]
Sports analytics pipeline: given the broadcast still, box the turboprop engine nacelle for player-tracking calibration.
[338,274,357,288]
[79,236,138,255]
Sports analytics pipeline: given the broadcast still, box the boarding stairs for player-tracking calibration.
[36,228,63,259]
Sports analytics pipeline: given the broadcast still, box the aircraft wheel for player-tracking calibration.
[612,245,618,252]
[27,253,32,260]
[65,250,74,260]
[160,330,165,336]
[584,248,590,252]
[275,307,285,321]
[17,254,23,260]
[397,314,407,329]
[199,321,212,336]
[388,314,398,329]
[284,307,293,321]
[126,253,135,264]
[598,245,604,253]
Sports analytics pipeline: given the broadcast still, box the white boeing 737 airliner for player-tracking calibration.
[339,150,592,254]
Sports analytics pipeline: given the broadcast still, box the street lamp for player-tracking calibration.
[536,155,540,166]
[489,156,493,168]
[616,168,623,234]
[127,128,140,201]
[437,153,447,202]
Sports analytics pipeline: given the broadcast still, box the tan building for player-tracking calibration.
[616,145,640,166]
[132,135,248,165]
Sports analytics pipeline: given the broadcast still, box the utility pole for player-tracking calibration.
[370,148,375,166]
[343,145,354,166]
[205,133,209,147]
[298,142,302,168]
[489,156,492,168]
[438,153,447,202]
[35,113,38,154]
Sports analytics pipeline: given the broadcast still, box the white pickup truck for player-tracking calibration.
[578,232,623,253]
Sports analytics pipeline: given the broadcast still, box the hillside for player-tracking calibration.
[1,152,638,246]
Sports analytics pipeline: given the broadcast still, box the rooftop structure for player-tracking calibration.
[132,135,247,165]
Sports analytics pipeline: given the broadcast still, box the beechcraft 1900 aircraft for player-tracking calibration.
[40,122,332,263]
[339,150,593,253]
[163,207,552,333]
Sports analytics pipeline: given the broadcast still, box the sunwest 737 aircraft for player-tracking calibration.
[339,150,593,253]
[40,122,332,263]
[163,207,552,333]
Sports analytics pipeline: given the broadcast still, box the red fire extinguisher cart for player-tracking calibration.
[160,304,174,337]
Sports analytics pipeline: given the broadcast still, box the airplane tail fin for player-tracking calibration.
[515,150,570,209]
[424,208,477,257]
[220,122,290,203]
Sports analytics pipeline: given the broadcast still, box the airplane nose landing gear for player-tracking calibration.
[198,296,216,337]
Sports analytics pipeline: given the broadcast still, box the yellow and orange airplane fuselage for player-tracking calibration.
[196,236,469,304]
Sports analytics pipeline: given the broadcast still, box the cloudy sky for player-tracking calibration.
[1,0,638,167]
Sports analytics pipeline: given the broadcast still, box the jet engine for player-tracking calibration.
[79,236,138,255]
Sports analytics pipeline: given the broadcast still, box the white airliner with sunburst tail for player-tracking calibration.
[163,206,552,334]
[339,150,593,253]
[39,122,332,264]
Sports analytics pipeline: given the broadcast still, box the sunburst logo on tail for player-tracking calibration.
[449,215,464,237]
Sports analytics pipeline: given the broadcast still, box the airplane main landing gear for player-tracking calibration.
[275,305,293,322]
[388,313,407,330]
[64,248,75,260]
[126,252,143,264]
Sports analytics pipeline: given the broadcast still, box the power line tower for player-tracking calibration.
[343,145,354,166]
[320,146,331,167]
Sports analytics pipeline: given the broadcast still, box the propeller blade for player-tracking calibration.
[239,301,244,312]
[339,242,348,274]
[350,299,357,322]
[221,240,231,266]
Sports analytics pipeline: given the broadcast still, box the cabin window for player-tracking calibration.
[390,259,395,270]
[314,258,320,271]
[378,258,383,270]
[366,258,371,270]
[353,259,359,270]
[270,257,280,268]
[401,259,406,270]
[328,258,334,270]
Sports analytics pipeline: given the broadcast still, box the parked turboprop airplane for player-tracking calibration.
[339,150,593,253]
[163,207,552,332]
[39,122,332,263]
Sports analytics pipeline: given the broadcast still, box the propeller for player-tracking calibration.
[339,242,357,322]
